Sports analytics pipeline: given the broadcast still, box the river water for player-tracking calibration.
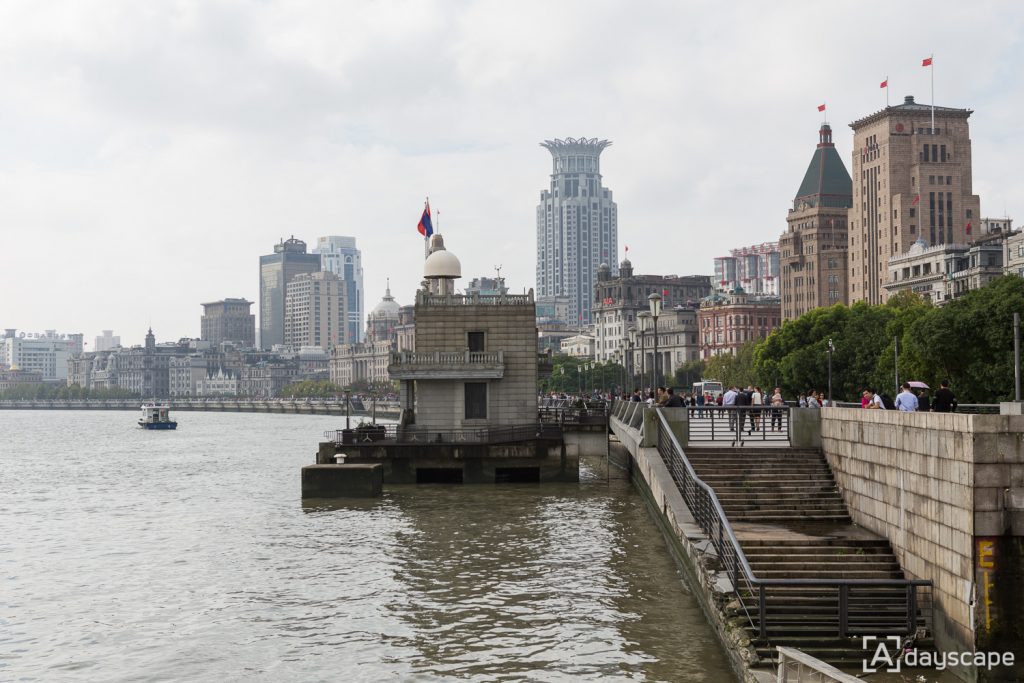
[1,410,735,682]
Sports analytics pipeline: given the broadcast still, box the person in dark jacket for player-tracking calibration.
[665,388,683,407]
[932,380,957,412]
[734,385,752,435]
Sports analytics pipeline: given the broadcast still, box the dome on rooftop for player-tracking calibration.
[424,234,462,279]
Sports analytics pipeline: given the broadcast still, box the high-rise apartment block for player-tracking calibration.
[536,137,618,327]
[314,236,364,344]
[780,124,853,320]
[714,243,780,295]
[94,330,121,352]
[201,298,255,347]
[259,237,321,349]
[284,271,349,350]
[849,96,981,304]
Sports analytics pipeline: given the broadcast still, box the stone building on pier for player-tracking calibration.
[391,234,539,430]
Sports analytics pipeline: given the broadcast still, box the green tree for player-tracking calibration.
[705,343,757,390]
[674,359,706,390]
[903,275,1024,402]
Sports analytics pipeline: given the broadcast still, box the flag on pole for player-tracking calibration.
[912,194,921,206]
[880,79,888,88]
[417,200,433,237]
[817,103,826,112]
[922,57,933,67]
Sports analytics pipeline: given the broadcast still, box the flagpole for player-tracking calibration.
[424,196,430,261]
[886,75,889,107]
[930,54,935,133]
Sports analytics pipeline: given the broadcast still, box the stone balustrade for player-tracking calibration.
[387,350,505,380]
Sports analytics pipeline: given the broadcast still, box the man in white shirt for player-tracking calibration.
[869,388,886,410]
[722,386,738,431]
[895,383,919,412]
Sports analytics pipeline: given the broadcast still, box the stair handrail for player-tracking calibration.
[649,409,932,644]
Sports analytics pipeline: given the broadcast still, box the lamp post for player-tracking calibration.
[649,292,663,390]
[627,328,637,391]
[827,338,834,406]
[637,312,650,397]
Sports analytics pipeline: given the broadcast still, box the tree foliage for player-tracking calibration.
[279,379,346,398]
[902,275,1024,402]
[704,344,758,390]
[540,354,626,395]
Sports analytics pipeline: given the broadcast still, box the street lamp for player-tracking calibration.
[827,338,834,406]
[627,328,637,390]
[649,292,663,389]
[637,312,650,396]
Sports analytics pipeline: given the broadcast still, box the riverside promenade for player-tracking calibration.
[610,401,1024,683]
[0,397,402,419]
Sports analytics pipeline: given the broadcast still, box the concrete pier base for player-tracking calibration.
[302,464,383,498]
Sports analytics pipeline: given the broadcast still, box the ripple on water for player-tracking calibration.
[1,411,735,682]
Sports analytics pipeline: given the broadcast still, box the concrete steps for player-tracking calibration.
[680,446,929,667]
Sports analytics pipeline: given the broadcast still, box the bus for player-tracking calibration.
[692,379,724,400]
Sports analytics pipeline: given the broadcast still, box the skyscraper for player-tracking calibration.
[313,236,364,344]
[779,123,853,320]
[848,96,981,304]
[259,237,321,349]
[536,137,618,327]
[284,271,349,350]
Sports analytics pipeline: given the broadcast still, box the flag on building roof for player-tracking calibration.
[417,200,433,238]
[922,56,933,67]
[817,103,826,112]
[880,79,888,88]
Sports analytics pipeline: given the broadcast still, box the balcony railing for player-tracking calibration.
[416,291,534,306]
[388,350,505,380]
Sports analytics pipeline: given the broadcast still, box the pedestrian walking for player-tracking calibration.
[932,380,957,413]
[895,383,919,412]
[751,385,764,432]
[770,387,784,431]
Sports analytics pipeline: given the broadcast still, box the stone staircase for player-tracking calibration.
[684,447,930,668]
[686,448,849,523]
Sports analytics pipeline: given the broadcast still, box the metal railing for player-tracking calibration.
[323,423,562,445]
[389,350,504,365]
[537,405,609,426]
[687,405,790,445]
[645,408,932,652]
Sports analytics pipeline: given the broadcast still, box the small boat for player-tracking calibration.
[139,403,177,430]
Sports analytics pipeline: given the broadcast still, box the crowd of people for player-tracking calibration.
[548,379,959,415]
[856,380,957,412]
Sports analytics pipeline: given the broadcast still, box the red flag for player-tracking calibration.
[912,194,921,206]
[966,221,972,234]
[880,79,888,88]
[817,104,826,112]
[922,57,933,67]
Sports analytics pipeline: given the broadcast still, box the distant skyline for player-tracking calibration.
[2,1,1023,346]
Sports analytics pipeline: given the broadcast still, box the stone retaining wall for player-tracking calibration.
[820,407,1024,667]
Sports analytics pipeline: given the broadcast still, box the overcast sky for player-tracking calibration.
[2,1,1023,347]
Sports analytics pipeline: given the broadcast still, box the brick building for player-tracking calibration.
[780,124,852,320]
[698,289,782,359]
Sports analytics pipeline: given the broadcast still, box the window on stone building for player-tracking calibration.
[465,383,487,419]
